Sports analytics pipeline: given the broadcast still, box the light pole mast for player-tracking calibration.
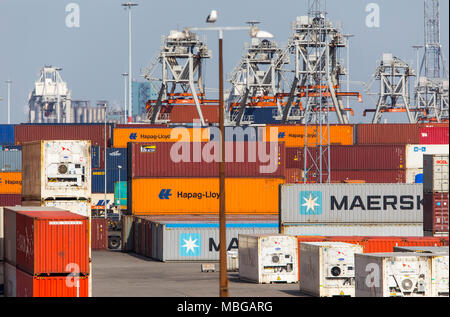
[122,73,128,123]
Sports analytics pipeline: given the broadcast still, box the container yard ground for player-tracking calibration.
[92,250,307,297]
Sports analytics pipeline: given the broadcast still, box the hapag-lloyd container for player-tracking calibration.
[3,206,89,275]
[112,127,210,148]
[14,123,112,147]
[128,142,285,178]
[21,140,91,200]
[129,177,284,215]
[405,145,449,169]
[423,154,449,193]
[238,234,298,284]
[419,126,449,144]
[280,183,423,224]
[0,172,22,194]
[423,192,448,234]
[4,264,88,297]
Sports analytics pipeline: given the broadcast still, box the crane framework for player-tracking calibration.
[143,29,216,125]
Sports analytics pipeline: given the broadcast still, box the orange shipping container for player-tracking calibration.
[0,172,22,194]
[263,124,354,147]
[129,177,285,215]
[112,127,210,148]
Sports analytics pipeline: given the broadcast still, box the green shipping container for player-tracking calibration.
[114,181,127,208]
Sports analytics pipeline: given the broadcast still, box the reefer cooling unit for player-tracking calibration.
[239,234,298,284]
[299,242,363,297]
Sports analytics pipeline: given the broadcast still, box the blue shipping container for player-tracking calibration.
[0,124,15,145]
[106,148,127,169]
[92,168,127,193]
[91,146,101,169]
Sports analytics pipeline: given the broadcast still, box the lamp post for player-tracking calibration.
[187,16,271,298]
[122,2,138,123]
[121,73,128,123]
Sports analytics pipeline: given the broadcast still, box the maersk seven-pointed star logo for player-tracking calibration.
[179,233,201,256]
[299,191,322,215]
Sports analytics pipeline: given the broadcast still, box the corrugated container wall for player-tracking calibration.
[419,127,449,144]
[0,124,15,145]
[15,123,112,147]
[0,150,22,172]
[129,177,284,215]
[280,183,423,224]
[92,169,127,193]
[129,142,285,178]
[405,145,449,169]
[91,218,108,250]
[121,215,134,252]
[167,105,219,124]
[423,154,449,193]
[282,223,424,236]
[106,148,127,170]
[0,172,22,194]
[423,192,448,234]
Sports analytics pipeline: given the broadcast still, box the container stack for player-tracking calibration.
[2,206,89,297]
[20,140,93,296]
[423,154,449,237]
[0,124,21,206]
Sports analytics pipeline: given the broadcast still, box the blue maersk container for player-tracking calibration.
[0,124,15,145]
[92,168,127,193]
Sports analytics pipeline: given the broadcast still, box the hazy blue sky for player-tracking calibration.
[0,0,448,124]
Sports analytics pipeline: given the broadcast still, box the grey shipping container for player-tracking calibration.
[280,183,424,224]
[423,154,449,193]
[121,215,134,252]
[149,220,278,261]
[0,151,21,172]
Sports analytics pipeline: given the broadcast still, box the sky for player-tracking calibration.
[0,0,448,124]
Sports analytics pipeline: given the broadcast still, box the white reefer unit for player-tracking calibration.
[239,234,298,284]
[21,140,91,201]
[298,242,363,297]
[355,252,432,297]
[429,253,449,297]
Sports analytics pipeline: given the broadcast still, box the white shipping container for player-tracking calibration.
[239,234,298,284]
[280,184,423,224]
[299,242,363,297]
[430,253,449,297]
[22,140,91,201]
[406,144,449,169]
[227,250,239,272]
[355,253,432,297]
[423,154,449,193]
[281,223,423,237]
[406,169,423,184]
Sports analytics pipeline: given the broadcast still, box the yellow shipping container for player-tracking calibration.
[130,177,284,215]
[113,127,210,148]
[0,172,22,194]
[263,125,354,147]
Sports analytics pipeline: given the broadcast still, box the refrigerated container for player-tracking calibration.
[239,234,298,284]
[22,199,91,218]
[423,154,449,193]
[355,252,433,297]
[21,140,91,200]
[405,144,449,169]
[299,242,363,297]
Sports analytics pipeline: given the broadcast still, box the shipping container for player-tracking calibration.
[393,246,449,253]
[405,144,449,169]
[284,168,303,183]
[299,242,362,297]
[121,215,134,252]
[419,127,449,144]
[21,140,91,201]
[112,127,210,148]
[0,262,3,295]
[0,194,22,206]
[91,193,114,211]
[282,223,424,236]
[22,199,91,218]
[0,150,21,172]
[406,169,423,184]
[0,172,22,194]
[14,123,112,147]
[239,234,298,284]
[92,168,127,193]
[355,252,433,297]
[263,124,354,147]
[280,183,423,224]
[91,218,108,250]
[3,206,89,275]
[106,148,127,170]
[0,124,15,145]
[0,208,4,261]
[423,154,449,193]
[128,142,285,178]
[5,264,88,297]
[114,181,127,208]
[144,218,278,261]
[129,177,284,215]
[91,145,102,169]
[330,170,406,183]
[166,105,219,124]
[423,192,448,234]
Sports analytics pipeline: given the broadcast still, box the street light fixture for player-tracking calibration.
[122,2,138,124]
[186,12,272,298]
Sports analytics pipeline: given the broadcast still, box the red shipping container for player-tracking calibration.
[129,141,285,178]
[15,124,112,147]
[419,127,450,144]
[285,168,303,183]
[423,192,449,234]
[16,267,89,297]
[0,194,22,206]
[330,170,406,183]
[168,105,219,124]
[91,218,108,250]
[5,207,89,275]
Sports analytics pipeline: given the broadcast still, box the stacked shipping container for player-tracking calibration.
[0,145,22,206]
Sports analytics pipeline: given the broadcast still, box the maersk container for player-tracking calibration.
[238,234,298,284]
[299,242,363,297]
[281,223,423,237]
[21,140,91,201]
[3,206,89,275]
[128,142,285,178]
[0,150,21,172]
[423,154,449,193]
[92,168,127,193]
[0,124,15,145]
[144,218,278,261]
[355,252,433,297]
[280,183,423,224]
[406,145,449,169]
